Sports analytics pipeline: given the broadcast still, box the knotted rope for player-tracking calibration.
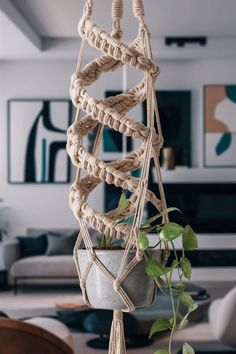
[67,1,169,353]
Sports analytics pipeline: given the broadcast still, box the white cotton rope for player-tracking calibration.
[67,1,170,353]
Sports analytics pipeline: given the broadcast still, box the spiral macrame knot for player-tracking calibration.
[113,279,121,292]
[133,0,145,19]
[136,251,143,262]
[111,28,123,40]
[88,252,96,263]
[69,1,169,353]
[114,310,123,321]
[140,23,150,39]
[150,64,160,79]
[87,96,96,107]
[112,0,123,20]
[84,0,93,17]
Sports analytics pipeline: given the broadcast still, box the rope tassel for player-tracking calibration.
[108,310,126,354]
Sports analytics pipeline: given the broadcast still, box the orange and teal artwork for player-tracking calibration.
[204,85,236,167]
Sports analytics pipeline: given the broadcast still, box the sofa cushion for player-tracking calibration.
[10,255,77,278]
[27,228,100,247]
[27,228,78,237]
[46,232,78,256]
[17,234,48,258]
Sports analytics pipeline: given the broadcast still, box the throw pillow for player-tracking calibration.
[17,234,48,258]
[46,231,78,255]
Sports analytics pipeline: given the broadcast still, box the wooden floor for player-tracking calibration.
[0,286,82,319]
[0,284,235,354]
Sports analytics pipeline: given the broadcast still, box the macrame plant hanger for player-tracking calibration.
[67,1,169,353]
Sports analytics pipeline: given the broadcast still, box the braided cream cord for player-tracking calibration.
[67,1,169,353]
[67,0,165,239]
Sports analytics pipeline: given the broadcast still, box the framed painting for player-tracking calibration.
[8,99,73,184]
[104,91,132,153]
[204,85,236,167]
[103,90,191,211]
[143,90,191,167]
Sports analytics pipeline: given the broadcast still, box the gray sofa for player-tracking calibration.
[10,253,78,294]
[1,228,94,294]
[209,286,236,347]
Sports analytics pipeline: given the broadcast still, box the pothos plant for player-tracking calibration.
[98,193,198,354]
[138,207,198,354]
[96,193,130,249]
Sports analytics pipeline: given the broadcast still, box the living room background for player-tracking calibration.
[0,1,236,353]
[0,59,235,236]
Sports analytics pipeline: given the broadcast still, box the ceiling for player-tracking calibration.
[1,0,236,60]
[11,0,236,39]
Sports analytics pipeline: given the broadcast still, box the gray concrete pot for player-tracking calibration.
[77,249,162,310]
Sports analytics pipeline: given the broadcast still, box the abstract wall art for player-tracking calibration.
[8,99,73,184]
[204,85,236,167]
[105,91,132,153]
[143,90,191,167]
[103,90,191,212]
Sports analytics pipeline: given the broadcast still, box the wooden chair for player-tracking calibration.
[0,317,74,354]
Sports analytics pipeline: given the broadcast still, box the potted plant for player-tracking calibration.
[77,193,162,310]
[77,193,198,354]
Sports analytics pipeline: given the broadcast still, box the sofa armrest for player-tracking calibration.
[0,239,20,271]
[208,287,236,346]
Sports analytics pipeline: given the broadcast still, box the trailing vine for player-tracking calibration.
[98,193,198,354]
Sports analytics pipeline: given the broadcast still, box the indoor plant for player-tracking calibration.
[80,193,199,354]
[77,193,162,310]
[137,205,199,354]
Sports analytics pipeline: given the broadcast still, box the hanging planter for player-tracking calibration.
[67,1,198,353]
[77,248,162,310]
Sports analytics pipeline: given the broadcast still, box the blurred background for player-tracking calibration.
[0,1,236,353]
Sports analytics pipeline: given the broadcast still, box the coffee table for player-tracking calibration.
[55,302,92,331]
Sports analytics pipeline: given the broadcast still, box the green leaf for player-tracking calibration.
[171,259,179,269]
[149,318,171,338]
[138,234,149,251]
[180,257,192,280]
[179,292,194,307]
[113,193,130,221]
[154,350,169,354]
[183,342,195,354]
[157,277,165,286]
[172,282,186,292]
[177,311,184,320]
[145,259,171,278]
[179,316,189,329]
[160,222,184,242]
[188,302,198,313]
[140,224,160,233]
[118,193,129,210]
[141,207,181,228]
[182,225,198,250]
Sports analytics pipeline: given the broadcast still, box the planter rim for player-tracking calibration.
[77,249,163,255]
[77,249,137,255]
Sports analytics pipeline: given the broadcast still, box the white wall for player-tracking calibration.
[0,58,236,237]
